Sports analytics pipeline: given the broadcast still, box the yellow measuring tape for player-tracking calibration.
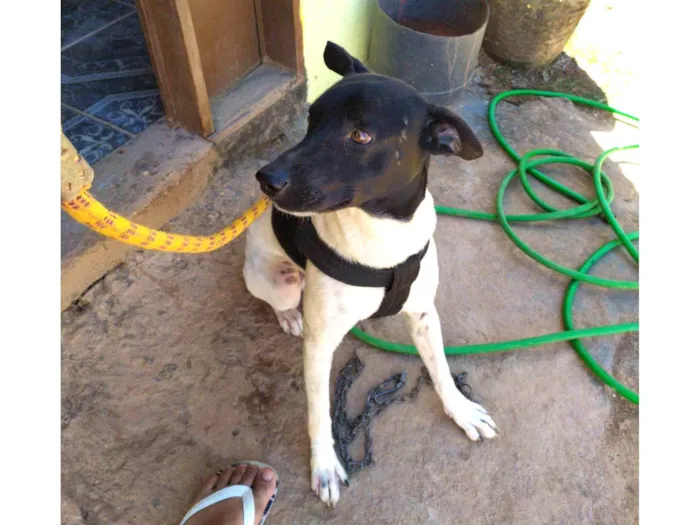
[61,132,269,253]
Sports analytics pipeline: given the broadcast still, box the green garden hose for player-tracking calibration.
[350,90,640,405]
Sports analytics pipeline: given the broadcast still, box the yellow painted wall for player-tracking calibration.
[300,0,374,102]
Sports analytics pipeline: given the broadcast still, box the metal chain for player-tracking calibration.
[331,351,475,476]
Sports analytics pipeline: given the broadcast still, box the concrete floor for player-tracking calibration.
[61,86,639,525]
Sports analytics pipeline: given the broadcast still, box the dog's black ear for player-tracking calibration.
[422,105,483,160]
[324,41,369,76]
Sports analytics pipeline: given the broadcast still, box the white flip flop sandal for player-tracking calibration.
[179,461,279,525]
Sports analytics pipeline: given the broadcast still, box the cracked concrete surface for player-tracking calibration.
[61,86,638,525]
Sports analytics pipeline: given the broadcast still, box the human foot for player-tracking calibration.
[180,462,278,525]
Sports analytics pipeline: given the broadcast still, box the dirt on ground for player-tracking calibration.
[61,1,638,524]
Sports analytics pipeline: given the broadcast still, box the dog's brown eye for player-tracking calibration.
[350,129,372,144]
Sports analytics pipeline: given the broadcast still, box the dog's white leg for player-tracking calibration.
[269,260,305,336]
[303,325,350,507]
[244,253,304,336]
[404,306,498,441]
[302,267,383,507]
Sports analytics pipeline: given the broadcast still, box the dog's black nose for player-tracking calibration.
[256,165,289,197]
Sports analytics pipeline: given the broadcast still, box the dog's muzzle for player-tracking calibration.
[256,165,288,197]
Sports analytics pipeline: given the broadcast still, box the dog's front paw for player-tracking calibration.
[445,396,498,441]
[310,442,348,507]
[275,308,303,337]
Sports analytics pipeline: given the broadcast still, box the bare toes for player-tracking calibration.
[184,464,279,525]
[238,465,260,487]
[229,463,248,486]
[193,474,218,502]
[253,468,278,521]
[215,467,234,490]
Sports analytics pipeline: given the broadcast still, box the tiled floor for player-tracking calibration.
[61,0,164,166]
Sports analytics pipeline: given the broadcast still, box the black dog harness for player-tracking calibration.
[272,208,429,319]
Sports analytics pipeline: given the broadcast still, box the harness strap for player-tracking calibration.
[271,208,429,318]
[271,208,307,269]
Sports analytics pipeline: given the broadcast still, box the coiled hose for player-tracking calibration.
[350,90,639,404]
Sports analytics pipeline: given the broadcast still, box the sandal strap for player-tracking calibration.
[179,484,255,525]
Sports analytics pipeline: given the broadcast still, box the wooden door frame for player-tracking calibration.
[135,0,304,138]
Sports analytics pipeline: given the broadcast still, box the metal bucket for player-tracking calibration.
[367,0,489,105]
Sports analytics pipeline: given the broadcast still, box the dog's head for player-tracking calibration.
[256,41,483,218]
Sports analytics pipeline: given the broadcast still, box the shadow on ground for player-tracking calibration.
[477,50,615,122]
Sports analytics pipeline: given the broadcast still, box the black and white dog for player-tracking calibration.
[243,42,497,506]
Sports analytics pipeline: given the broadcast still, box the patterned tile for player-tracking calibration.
[88,91,164,134]
[61,0,134,48]
[62,14,151,82]
[61,0,160,164]
[61,72,158,111]
[61,105,80,124]
[62,54,153,84]
[63,115,132,165]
